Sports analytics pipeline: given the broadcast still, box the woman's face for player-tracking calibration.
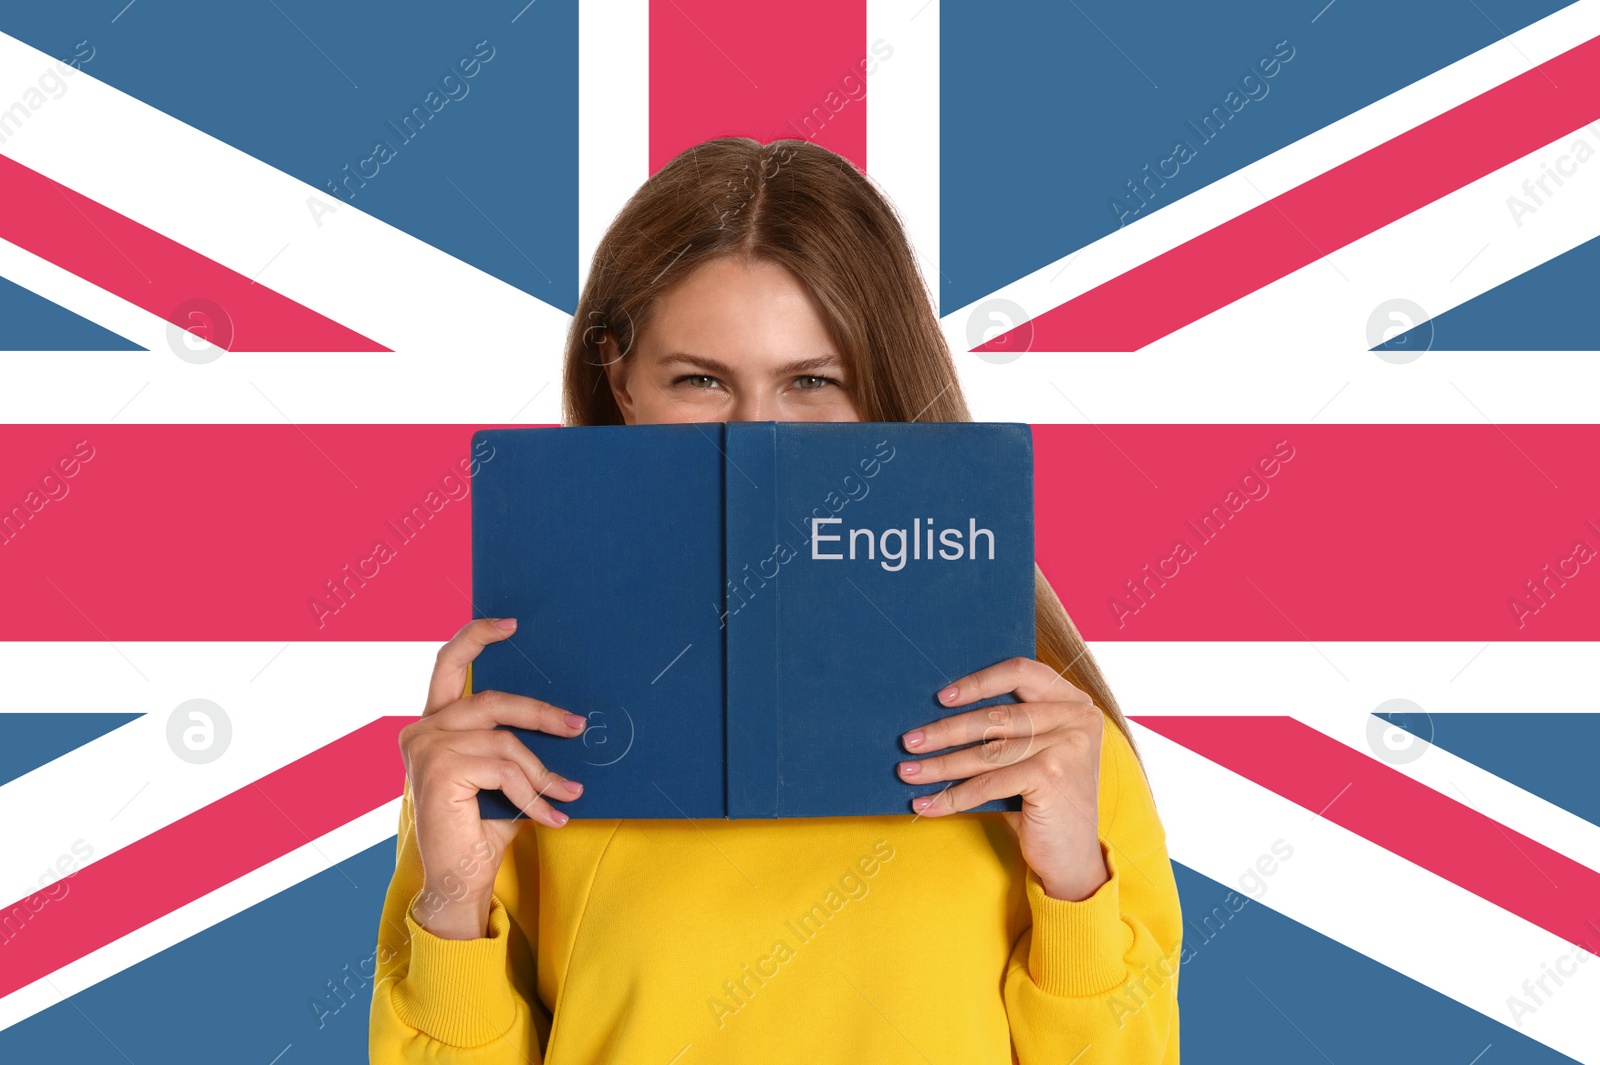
[602,256,862,425]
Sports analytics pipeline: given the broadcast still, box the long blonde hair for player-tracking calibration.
[562,136,1139,763]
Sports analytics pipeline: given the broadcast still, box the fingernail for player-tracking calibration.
[493,617,518,631]
[550,810,568,826]
[565,780,584,794]
[564,713,586,729]
[899,761,920,777]
[913,796,933,811]
[903,730,924,750]
[939,685,959,703]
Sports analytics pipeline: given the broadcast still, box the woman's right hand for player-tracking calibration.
[399,617,587,940]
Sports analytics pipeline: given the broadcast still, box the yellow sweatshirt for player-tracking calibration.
[369,707,1182,1063]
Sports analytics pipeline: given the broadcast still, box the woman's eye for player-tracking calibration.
[676,374,720,389]
[794,375,834,390]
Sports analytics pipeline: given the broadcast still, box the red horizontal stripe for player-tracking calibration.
[1,425,482,642]
[981,34,1600,351]
[650,0,867,173]
[1138,716,1600,956]
[4,424,1599,642]
[0,716,412,999]
[0,153,386,352]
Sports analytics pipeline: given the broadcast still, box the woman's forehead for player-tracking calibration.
[641,259,840,368]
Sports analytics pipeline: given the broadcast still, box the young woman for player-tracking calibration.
[370,137,1181,1063]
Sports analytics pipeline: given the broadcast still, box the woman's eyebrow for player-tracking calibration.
[773,354,845,376]
[659,352,736,376]
[659,352,844,376]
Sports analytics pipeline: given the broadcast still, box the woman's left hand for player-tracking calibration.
[899,656,1109,902]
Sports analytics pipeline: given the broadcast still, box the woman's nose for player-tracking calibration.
[726,392,771,422]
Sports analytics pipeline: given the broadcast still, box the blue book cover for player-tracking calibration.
[472,421,1036,819]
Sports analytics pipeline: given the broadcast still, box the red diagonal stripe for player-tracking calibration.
[0,716,413,999]
[0,153,387,352]
[1137,715,1600,954]
[981,34,1600,352]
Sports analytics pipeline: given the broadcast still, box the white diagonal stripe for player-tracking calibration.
[0,799,400,1034]
[1140,724,1600,1062]
[0,641,433,906]
[0,28,569,426]
[947,0,1600,425]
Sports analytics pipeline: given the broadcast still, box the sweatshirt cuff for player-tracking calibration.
[1025,840,1134,997]
[392,896,522,1048]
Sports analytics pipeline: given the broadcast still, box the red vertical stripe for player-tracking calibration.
[649,0,868,173]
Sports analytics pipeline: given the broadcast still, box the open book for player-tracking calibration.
[471,421,1035,819]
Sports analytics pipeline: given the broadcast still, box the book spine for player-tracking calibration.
[724,422,781,818]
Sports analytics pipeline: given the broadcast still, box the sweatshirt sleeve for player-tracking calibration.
[1004,714,1183,1064]
[368,778,548,1064]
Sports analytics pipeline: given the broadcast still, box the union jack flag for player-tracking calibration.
[2,2,1597,1062]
